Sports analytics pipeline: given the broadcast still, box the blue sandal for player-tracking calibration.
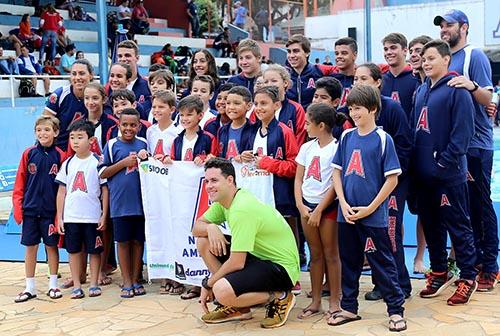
[132,283,146,296]
[120,287,134,298]
[89,287,102,297]
[71,288,85,299]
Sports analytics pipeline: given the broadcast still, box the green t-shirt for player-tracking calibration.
[203,189,300,284]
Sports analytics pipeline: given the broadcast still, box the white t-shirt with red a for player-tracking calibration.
[296,138,338,204]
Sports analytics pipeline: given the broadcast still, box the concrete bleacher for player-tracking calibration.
[0,2,239,99]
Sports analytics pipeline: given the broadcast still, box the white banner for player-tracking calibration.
[139,160,274,285]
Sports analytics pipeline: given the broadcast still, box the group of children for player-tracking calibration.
[11,29,497,332]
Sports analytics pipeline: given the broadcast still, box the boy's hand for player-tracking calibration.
[340,200,356,224]
[205,154,216,161]
[240,150,254,163]
[349,206,374,221]
[97,215,106,231]
[57,218,65,235]
[122,153,138,168]
[153,153,165,161]
[137,149,149,160]
[162,156,173,165]
[307,208,321,227]
[486,102,497,118]
[194,156,204,166]
[233,155,243,163]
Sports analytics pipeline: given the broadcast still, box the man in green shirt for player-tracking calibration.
[193,158,300,329]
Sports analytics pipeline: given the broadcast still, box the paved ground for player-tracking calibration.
[0,262,499,336]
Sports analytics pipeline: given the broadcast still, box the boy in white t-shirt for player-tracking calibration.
[56,120,108,299]
[191,75,218,129]
[139,90,182,164]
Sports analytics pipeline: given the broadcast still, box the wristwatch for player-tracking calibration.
[469,81,479,93]
[202,275,212,290]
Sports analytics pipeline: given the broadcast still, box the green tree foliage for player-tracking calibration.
[195,0,221,34]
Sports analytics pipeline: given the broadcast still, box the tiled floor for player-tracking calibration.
[0,262,499,335]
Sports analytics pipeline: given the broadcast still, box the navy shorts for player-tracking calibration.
[302,198,338,220]
[112,216,145,242]
[21,215,59,247]
[64,223,104,254]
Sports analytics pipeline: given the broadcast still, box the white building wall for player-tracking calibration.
[305,0,484,63]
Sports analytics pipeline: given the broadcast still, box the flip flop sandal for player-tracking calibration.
[297,307,321,319]
[169,283,185,295]
[324,309,342,318]
[327,311,362,326]
[89,287,102,297]
[15,292,37,303]
[180,287,200,300]
[120,287,134,298]
[47,288,63,299]
[71,288,85,299]
[98,276,113,286]
[132,283,146,296]
[159,283,172,295]
[389,318,407,332]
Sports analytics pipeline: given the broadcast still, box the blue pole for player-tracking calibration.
[97,0,109,84]
[365,0,371,61]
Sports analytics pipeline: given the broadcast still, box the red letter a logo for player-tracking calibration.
[440,194,451,207]
[364,237,377,253]
[346,150,365,177]
[388,195,398,211]
[306,156,321,182]
[154,139,164,156]
[72,171,88,193]
[226,139,239,159]
[416,106,430,133]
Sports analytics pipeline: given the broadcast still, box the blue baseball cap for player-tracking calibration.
[434,9,469,26]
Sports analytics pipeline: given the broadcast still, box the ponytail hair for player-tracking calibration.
[307,103,347,132]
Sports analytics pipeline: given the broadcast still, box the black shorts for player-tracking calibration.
[224,254,293,297]
[21,215,59,247]
[112,215,145,242]
[64,223,103,254]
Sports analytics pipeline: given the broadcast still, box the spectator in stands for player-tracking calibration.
[76,50,84,60]
[183,49,221,110]
[17,45,50,96]
[18,14,41,54]
[219,62,230,76]
[323,55,333,65]
[118,0,133,31]
[0,46,20,76]
[116,40,151,104]
[0,32,22,57]
[213,27,231,58]
[59,44,76,75]
[186,0,201,38]
[131,0,150,35]
[244,12,258,38]
[254,8,268,41]
[73,6,96,22]
[43,59,61,76]
[233,1,247,29]
[39,4,63,62]
[56,0,76,20]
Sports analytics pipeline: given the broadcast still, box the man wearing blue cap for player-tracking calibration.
[434,10,498,294]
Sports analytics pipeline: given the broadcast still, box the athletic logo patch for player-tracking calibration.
[388,195,398,211]
[49,164,59,175]
[154,139,164,156]
[71,171,88,193]
[440,194,451,207]
[391,91,400,103]
[125,151,138,174]
[184,148,194,161]
[306,78,316,89]
[416,106,430,133]
[306,156,321,182]
[48,224,56,236]
[226,139,239,159]
[339,87,350,108]
[364,237,376,253]
[275,147,283,160]
[95,236,103,249]
[345,149,365,178]
[28,163,37,175]
[49,93,58,104]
